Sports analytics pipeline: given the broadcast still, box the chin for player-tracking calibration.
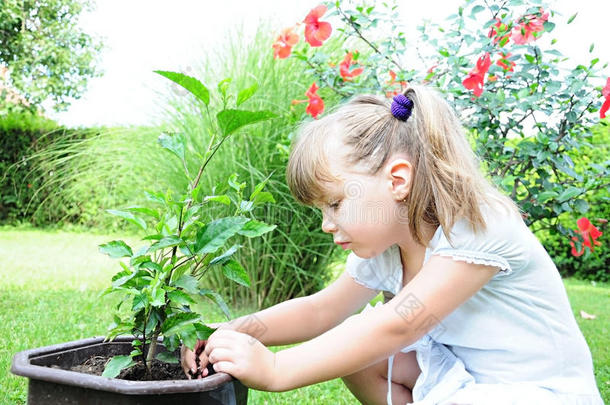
[351,247,382,259]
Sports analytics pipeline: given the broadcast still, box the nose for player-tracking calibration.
[321,211,337,234]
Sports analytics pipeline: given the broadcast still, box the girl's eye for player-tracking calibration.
[329,200,342,209]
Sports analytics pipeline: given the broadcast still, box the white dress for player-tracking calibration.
[347,205,603,405]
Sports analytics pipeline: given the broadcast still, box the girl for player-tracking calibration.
[182,86,603,405]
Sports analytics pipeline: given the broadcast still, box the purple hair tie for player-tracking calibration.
[391,94,414,122]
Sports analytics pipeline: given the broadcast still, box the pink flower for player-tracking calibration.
[496,52,515,72]
[385,70,407,98]
[303,5,332,47]
[462,53,491,97]
[570,217,603,256]
[272,26,300,59]
[488,19,510,46]
[339,52,364,81]
[292,82,324,119]
[600,77,610,119]
[511,8,549,45]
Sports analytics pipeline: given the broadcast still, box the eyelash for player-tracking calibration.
[328,199,342,210]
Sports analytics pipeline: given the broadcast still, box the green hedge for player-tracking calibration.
[0,112,57,223]
[0,112,98,225]
[539,123,609,282]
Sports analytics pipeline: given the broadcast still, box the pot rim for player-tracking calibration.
[10,336,236,394]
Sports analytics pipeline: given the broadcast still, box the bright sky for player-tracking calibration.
[47,0,610,128]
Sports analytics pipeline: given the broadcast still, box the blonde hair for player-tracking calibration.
[286,85,517,244]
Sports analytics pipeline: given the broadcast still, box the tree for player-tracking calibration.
[0,0,102,112]
[275,0,609,245]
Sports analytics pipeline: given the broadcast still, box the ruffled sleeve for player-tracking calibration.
[425,204,530,276]
[345,249,402,293]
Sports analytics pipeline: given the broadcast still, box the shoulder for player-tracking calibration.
[427,200,530,275]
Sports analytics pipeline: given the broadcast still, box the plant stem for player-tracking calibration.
[145,332,159,378]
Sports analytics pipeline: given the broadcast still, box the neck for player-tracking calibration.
[396,222,437,284]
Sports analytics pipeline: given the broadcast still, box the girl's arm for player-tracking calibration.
[182,270,377,377]
[229,270,379,346]
[269,255,498,391]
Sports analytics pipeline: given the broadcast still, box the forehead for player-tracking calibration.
[287,119,374,206]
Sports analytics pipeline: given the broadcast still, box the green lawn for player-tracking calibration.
[0,227,607,404]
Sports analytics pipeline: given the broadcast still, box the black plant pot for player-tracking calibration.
[11,336,248,405]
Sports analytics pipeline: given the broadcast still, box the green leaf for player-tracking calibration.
[156,351,179,364]
[99,240,133,258]
[180,329,198,350]
[216,109,277,137]
[217,77,232,98]
[106,210,147,230]
[228,174,246,192]
[132,293,148,312]
[158,132,186,162]
[168,290,195,306]
[150,287,166,307]
[222,259,250,287]
[154,71,210,105]
[126,206,159,220]
[102,355,136,378]
[558,187,582,202]
[470,5,484,16]
[199,289,232,319]
[567,12,577,24]
[194,323,217,340]
[252,191,275,205]
[203,195,231,205]
[236,83,258,107]
[194,217,249,255]
[589,43,594,53]
[574,199,589,213]
[162,312,201,335]
[173,274,199,294]
[148,235,183,252]
[209,244,241,265]
[537,191,558,203]
[237,220,276,238]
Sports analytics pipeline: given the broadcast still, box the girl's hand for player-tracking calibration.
[204,329,277,391]
[180,322,225,379]
[181,339,209,379]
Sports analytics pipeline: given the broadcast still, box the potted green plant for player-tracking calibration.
[11,71,277,404]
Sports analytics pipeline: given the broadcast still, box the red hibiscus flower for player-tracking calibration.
[488,19,510,46]
[496,52,515,72]
[570,217,603,257]
[462,53,491,97]
[600,77,610,119]
[385,70,408,97]
[339,52,363,81]
[272,26,300,59]
[304,5,332,47]
[511,8,549,45]
[292,82,324,119]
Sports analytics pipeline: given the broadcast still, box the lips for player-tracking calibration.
[335,241,351,250]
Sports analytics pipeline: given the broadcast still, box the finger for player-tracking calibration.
[213,360,237,376]
[180,346,197,376]
[208,347,234,364]
[203,337,235,356]
[194,339,206,354]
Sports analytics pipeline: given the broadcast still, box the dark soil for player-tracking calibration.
[56,354,216,381]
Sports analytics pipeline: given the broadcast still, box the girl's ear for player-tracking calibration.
[385,158,413,201]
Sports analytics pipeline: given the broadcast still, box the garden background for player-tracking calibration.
[1,0,608,403]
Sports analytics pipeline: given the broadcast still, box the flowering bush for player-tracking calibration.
[271,0,609,260]
[98,71,277,378]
